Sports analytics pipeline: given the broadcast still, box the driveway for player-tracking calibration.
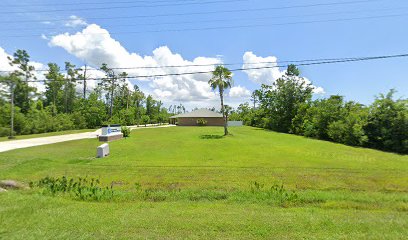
[0,124,175,153]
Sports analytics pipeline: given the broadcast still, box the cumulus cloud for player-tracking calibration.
[242,51,284,85]
[242,51,324,94]
[49,24,222,102]
[65,15,88,28]
[229,85,251,98]
[0,47,14,74]
[0,47,46,92]
[312,86,325,94]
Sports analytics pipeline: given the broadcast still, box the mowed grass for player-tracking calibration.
[0,129,96,142]
[0,126,407,239]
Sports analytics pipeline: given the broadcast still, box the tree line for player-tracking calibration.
[229,65,408,154]
[0,50,170,137]
[1,50,406,154]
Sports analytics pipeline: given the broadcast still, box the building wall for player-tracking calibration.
[178,117,224,126]
[228,121,243,127]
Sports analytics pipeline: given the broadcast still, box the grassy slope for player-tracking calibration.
[0,126,407,239]
[0,129,96,142]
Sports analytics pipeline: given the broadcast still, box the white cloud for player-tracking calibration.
[65,15,88,28]
[242,51,324,94]
[312,85,325,94]
[29,62,46,92]
[49,24,222,102]
[229,85,251,98]
[242,51,284,85]
[0,47,46,93]
[0,47,14,75]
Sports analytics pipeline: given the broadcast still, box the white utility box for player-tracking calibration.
[97,143,109,158]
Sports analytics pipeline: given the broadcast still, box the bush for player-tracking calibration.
[0,127,10,137]
[70,112,87,130]
[197,118,208,126]
[141,115,150,126]
[52,114,75,131]
[121,126,131,137]
[30,176,114,201]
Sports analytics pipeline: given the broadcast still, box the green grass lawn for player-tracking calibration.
[0,126,407,239]
[0,129,96,142]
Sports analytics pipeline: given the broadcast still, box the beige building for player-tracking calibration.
[169,109,224,126]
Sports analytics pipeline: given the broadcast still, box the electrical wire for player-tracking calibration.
[2,12,407,38]
[0,55,386,73]
[1,53,406,83]
[0,0,386,24]
[2,6,407,33]
[1,0,229,8]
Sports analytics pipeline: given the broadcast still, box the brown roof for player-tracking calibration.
[169,108,223,118]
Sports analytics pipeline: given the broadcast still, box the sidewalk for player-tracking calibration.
[0,124,175,153]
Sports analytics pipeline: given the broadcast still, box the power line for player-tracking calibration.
[0,0,250,14]
[0,55,389,74]
[0,0,386,24]
[2,6,406,33]
[2,53,406,83]
[3,12,407,38]
[1,0,206,7]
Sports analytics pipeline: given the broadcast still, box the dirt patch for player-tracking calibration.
[0,180,29,190]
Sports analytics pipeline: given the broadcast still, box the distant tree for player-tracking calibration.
[157,100,163,124]
[209,65,233,136]
[0,75,21,138]
[7,49,37,113]
[131,85,145,124]
[224,105,232,121]
[232,102,253,124]
[117,72,129,110]
[63,62,77,113]
[258,64,313,133]
[145,95,155,119]
[328,102,368,146]
[44,63,64,115]
[75,92,107,128]
[100,63,119,118]
[77,65,88,99]
[300,95,345,139]
[251,90,261,109]
[364,90,408,153]
[141,115,150,127]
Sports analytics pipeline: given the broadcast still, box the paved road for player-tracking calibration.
[0,125,175,153]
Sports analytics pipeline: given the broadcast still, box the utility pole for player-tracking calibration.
[109,73,116,118]
[83,64,87,99]
[9,81,15,139]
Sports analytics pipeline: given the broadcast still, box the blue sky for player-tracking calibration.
[0,0,407,108]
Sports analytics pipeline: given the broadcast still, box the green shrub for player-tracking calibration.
[70,112,87,129]
[0,127,10,137]
[197,118,208,126]
[248,182,299,205]
[141,115,150,126]
[30,176,114,201]
[121,126,131,137]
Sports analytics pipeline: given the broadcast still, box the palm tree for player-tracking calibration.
[208,65,233,136]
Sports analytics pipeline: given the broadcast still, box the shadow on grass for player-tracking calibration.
[199,134,224,140]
